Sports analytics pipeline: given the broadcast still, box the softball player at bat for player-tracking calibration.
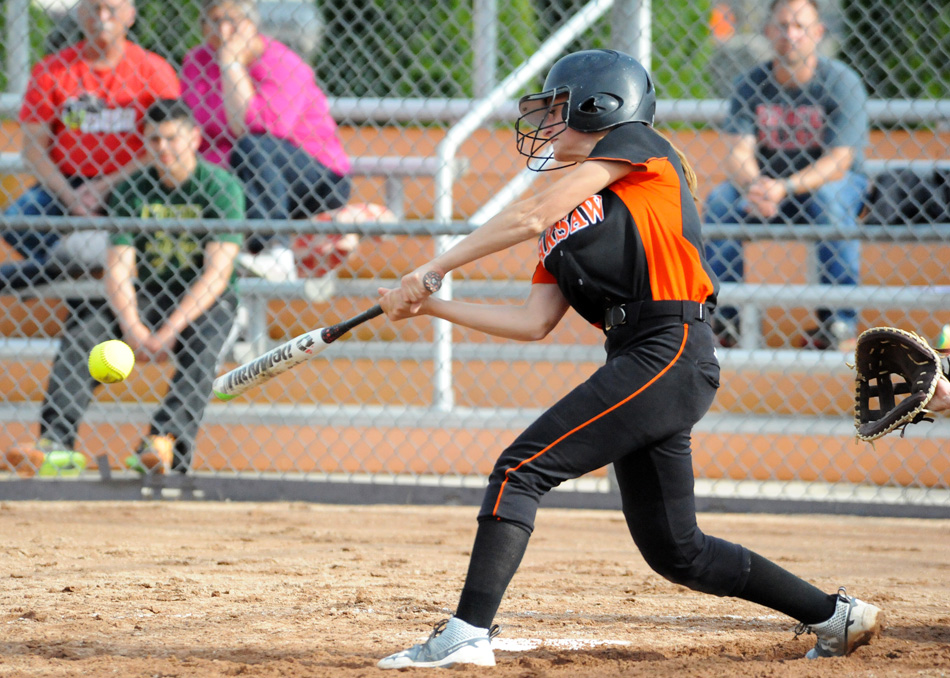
[375,50,883,669]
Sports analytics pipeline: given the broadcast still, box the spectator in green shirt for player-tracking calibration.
[32,98,244,476]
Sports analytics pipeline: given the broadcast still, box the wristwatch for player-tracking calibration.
[783,177,796,197]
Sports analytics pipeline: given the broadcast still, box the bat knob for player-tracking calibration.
[422,271,443,293]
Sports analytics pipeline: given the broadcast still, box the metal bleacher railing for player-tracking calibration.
[2,105,949,507]
[2,0,950,514]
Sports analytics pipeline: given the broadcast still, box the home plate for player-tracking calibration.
[493,638,632,652]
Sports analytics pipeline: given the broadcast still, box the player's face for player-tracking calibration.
[516,91,570,168]
[146,120,200,181]
[550,125,605,164]
[766,0,824,66]
[78,0,134,46]
[535,95,602,164]
[516,91,607,169]
[518,93,567,133]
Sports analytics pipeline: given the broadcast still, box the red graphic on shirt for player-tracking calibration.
[538,195,605,262]
[756,104,824,150]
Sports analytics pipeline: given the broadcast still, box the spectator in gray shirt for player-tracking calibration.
[703,0,868,350]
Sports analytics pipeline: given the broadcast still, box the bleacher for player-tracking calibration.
[2,85,950,502]
[3,100,949,357]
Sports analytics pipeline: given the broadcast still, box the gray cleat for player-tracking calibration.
[796,587,884,659]
[378,617,499,669]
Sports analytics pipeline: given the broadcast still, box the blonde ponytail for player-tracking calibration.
[655,129,699,202]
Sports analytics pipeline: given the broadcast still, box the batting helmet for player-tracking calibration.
[516,49,656,168]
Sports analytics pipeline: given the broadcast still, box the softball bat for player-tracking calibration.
[212,271,442,400]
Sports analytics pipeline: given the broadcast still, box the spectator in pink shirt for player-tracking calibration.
[181,0,351,280]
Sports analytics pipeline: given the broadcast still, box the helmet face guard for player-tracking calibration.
[515,86,572,171]
[515,50,656,172]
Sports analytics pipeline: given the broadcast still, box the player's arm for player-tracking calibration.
[217,18,258,136]
[399,159,630,303]
[749,146,856,211]
[773,69,865,200]
[104,244,151,352]
[219,61,255,136]
[379,280,570,342]
[156,173,244,341]
[722,132,760,190]
[782,146,855,195]
[20,122,85,214]
[157,240,240,340]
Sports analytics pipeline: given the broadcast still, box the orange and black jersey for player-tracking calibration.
[532,122,719,326]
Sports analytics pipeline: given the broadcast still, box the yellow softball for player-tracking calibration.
[88,340,136,384]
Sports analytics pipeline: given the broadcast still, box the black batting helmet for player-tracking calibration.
[516,49,656,169]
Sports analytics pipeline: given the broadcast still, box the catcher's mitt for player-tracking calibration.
[853,326,944,441]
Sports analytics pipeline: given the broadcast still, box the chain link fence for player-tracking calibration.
[0,0,948,514]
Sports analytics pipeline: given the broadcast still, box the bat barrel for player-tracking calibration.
[210,304,385,401]
[212,331,325,400]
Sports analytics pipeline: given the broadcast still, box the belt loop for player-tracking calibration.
[683,300,705,323]
[605,300,707,331]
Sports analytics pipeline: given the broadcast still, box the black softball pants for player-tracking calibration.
[477,317,751,598]
[40,290,237,471]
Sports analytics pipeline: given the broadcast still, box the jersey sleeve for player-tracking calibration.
[148,54,182,99]
[243,41,310,138]
[107,177,138,246]
[720,68,763,137]
[587,122,656,168]
[206,167,246,245]
[531,261,556,284]
[823,63,868,150]
[19,56,59,124]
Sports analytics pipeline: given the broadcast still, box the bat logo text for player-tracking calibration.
[225,343,296,390]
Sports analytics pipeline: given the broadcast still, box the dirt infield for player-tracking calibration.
[1,502,948,677]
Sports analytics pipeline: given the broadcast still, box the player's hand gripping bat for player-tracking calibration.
[212,271,443,400]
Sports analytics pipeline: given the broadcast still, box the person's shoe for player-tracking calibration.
[5,445,46,477]
[125,434,175,475]
[235,245,298,282]
[793,325,836,350]
[829,320,858,352]
[6,438,86,477]
[795,587,884,659]
[794,321,856,352]
[709,316,740,348]
[292,232,360,278]
[38,449,88,477]
[378,617,499,669]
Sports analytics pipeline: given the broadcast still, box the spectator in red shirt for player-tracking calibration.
[0,0,180,290]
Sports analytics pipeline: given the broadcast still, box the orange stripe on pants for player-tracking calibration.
[492,323,690,517]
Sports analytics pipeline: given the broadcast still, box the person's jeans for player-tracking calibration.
[703,172,869,336]
[3,184,69,263]
[230,133,352,253]
[40,290,237,471]
[0,180,101,290]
